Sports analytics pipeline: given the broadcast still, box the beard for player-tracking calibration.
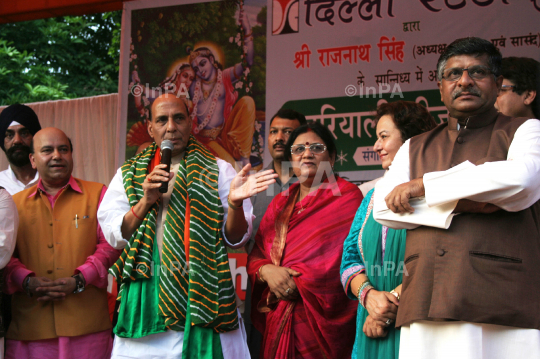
[6,144,31,167]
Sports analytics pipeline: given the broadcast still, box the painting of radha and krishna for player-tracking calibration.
[126,0,267,170]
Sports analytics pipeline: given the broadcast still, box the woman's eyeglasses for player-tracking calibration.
[290,143,327,156]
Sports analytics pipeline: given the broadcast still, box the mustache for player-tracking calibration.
[273,141,285,149]
[453,88,481,99]
[6,144,31,167]
[6,144,31,156]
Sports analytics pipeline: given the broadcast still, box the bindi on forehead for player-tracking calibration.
[296,132,322,141]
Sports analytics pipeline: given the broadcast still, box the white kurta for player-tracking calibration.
[0,188,18,359]
[372,118,540,359]
[98,157,253,359]
[0,189,17,269]
[374,119,540,229]
[0,165,39,195]
[400,321,540,359]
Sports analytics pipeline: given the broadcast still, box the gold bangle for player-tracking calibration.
[357,279,370,299]
[227,197,243,210]
[258,264,267,282]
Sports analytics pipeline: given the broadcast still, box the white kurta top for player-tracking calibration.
[0,189,17,269]
[98,157,252,359]
[374,118,540,229]
[0,188,19,358]
[0,166,39,195]
[372,118,540,359]
[98,157,254,250]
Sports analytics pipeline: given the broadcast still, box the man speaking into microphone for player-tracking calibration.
[98,93,277,358]
[158,139,173,193]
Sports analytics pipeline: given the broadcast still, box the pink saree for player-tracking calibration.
[247,176,362,359]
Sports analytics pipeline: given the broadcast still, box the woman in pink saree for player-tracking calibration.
[247,122,363,358]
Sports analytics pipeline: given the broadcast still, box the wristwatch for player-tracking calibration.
[72,273,86,294]
[23,276,33,297]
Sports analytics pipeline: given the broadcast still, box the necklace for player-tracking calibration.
[202,78,217,85]
[203,89,210,100]
[190,69,222,134]
[297,191,308,214]
[202,80,217,100]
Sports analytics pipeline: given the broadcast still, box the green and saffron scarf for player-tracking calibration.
[109,138,238,338]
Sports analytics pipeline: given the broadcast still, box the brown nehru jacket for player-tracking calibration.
[8,179,111,341]
[397,107,540,330]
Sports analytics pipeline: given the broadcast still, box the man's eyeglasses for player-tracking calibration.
[290,143,327,156]
[442,65,492,82]
[499,84,517,93]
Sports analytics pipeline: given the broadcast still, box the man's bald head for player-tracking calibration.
[30,128,74,189]
[151,94,189,121]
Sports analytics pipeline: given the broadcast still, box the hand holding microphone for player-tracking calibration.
[159,140,174,193]
[141,140,174,205]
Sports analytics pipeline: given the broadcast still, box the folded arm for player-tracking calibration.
[374,119,540,229]
[373,140,456,229]
[423,119,540,210]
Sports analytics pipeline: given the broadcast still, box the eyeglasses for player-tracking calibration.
[499,84,516,93]
[442,65,492,82]
[290,143,327,156]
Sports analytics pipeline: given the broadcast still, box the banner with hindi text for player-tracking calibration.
[267,0,540,183]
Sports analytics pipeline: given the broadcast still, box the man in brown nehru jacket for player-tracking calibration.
[4,128,120,359]
[374,37,540,358]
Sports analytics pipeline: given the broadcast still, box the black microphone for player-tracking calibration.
[159,140,174,193]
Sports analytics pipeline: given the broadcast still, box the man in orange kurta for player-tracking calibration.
[3,128,121,359]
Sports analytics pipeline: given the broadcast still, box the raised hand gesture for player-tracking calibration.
[228,164,277,206]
